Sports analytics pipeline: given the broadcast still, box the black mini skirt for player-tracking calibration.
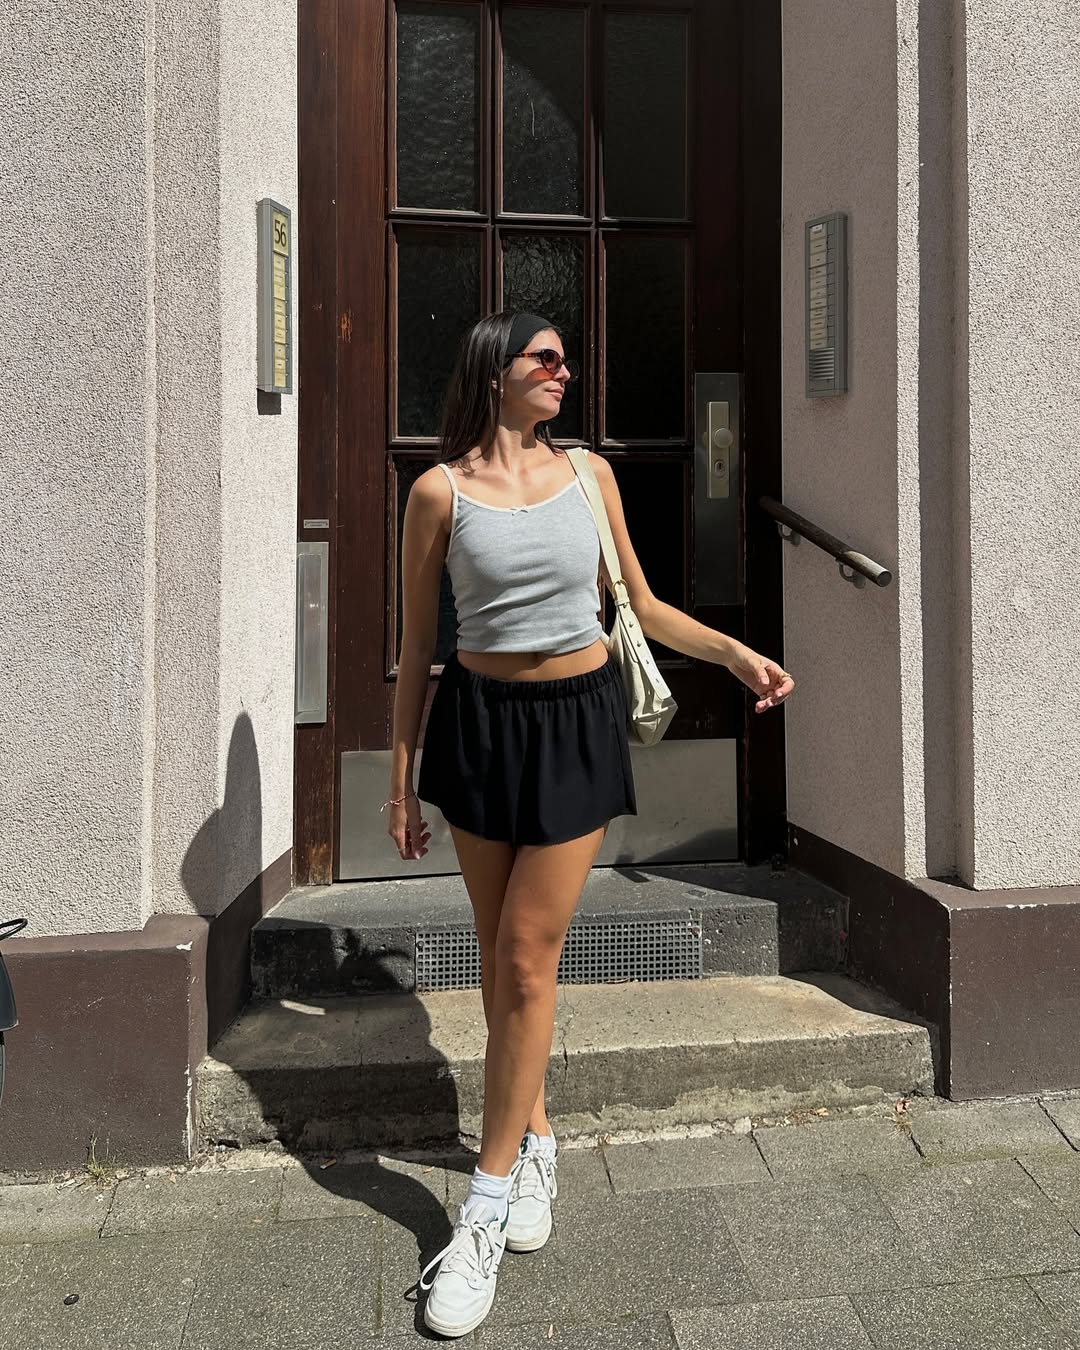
[417,651,637,847]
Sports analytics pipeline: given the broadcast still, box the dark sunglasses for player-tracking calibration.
[509,348,580,382]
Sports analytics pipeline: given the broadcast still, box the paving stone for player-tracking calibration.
[1020,1151,1080,1229]
[181,1217,379,1348]
[0,1231,205,1350]
[752,1115,922,1180]
[715,1172,931,1300]
[476,1312,678,1347]
[530,1187,755,1324]
[872,1158,1080,1282]
[386,1187,755,1336]
[671,1296,873,1349]
[1039,1096,1080,1148]
[446,1145,612,1208]
[604,1136,770,1192]
[908,1099,1071,1163]
[0,1180,114,1244]
[102,1168,282,1237]
[850,1276,1079,1349]
[1027,1269,1080,1341]
[278,1155,448,1223]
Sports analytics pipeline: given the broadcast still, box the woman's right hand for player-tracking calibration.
[387,794,431,861]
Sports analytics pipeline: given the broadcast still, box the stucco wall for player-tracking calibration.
[154,0,298,919]
[782,0,1080,889]
[1,3,156,933]
[780,0,914,879]
[214,0,298,912]
[958,2,1080,888]
[2,0,297,936]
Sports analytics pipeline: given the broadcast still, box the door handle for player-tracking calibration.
[706,402,734,500]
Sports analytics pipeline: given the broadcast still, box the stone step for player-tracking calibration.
[251,864,847,998]
[196,972,936,1153]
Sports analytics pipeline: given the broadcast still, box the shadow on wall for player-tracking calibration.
[184,713,468,1331]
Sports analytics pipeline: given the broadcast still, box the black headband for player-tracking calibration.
[506,312,555,358]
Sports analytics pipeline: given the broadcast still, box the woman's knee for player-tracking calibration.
[493,929,559,1002]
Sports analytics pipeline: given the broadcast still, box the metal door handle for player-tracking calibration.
[706,401,734,499]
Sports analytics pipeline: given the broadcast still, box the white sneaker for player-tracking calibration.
[505,1138,558,1252]
[420,1206,507,1337]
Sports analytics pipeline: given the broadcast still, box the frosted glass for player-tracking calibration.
[397,3,481,210]
[502,7,586,215]
[604,13,688,219]
[397,230,482,438]
[502,233,585,439]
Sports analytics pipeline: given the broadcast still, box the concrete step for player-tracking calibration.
[251,864,848,998]
[196,972,937,1153]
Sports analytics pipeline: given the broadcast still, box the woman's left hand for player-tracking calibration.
[727,643,795,713]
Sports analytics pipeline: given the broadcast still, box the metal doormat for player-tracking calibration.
[415,918,703,993]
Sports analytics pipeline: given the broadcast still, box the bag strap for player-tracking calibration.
[565,447,629,604]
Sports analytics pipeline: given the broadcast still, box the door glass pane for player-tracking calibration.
[395,458,458,667]
[396,2,481,211]
[604,236,686,441]
[501,233,585,440]
[396,229,482,438]
[610,457,686,661]
[604,13,688,219]
[501,6,586,215]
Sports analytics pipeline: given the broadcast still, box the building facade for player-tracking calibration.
[3,0,1079,1170]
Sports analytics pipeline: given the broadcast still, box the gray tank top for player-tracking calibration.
[437,461,603,655]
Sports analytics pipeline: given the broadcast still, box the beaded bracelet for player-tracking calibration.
[380,791,416,813]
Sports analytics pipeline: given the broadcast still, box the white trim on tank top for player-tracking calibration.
[435,461,589,564]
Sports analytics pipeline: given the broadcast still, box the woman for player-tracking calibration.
[386,311,793,1337]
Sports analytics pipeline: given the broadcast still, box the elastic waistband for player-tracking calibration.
[444,649,619,701]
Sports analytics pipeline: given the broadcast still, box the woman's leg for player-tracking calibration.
[450,825,552,1138]
[476,825,607,1176]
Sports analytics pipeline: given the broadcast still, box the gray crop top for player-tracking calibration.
[437,461,604,655]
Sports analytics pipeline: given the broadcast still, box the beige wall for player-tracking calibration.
[1,0,297,936]
[1,4,158,934]
[957,2,1080,888]
[781,0,913,880]
[782,0,1080,889]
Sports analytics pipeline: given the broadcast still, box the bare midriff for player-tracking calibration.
[457,637,608,682]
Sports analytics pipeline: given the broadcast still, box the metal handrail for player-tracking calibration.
[759,496,893,588]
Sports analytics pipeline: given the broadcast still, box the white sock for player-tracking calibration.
[461,1165,513,1225]
[523,1129,557,1155]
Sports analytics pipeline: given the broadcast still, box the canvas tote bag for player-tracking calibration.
[566,447,677,746]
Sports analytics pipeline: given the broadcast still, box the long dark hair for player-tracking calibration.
[438,310,560,463]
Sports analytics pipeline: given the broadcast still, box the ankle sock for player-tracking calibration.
[461,1165,513,1225]
[522,1129,557,1156]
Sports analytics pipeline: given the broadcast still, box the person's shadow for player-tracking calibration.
[183,713,469,1337]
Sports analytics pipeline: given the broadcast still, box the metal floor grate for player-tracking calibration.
[415,917,703,993]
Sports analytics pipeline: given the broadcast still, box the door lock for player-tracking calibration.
[706,401,733,499]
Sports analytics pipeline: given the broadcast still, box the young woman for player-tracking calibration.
[386,311,794,1337]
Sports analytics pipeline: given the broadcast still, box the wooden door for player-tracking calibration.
[296,0,784,883]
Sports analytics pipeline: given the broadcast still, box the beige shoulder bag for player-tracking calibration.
[566,447,677,746]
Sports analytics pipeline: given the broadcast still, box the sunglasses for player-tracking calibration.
[509,348,580,382]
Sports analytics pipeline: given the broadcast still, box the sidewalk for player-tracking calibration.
[4,1093,1080,1348]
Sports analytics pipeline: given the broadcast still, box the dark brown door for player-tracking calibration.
[296,0,783,883]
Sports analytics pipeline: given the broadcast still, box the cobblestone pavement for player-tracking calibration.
[4,1093,1080,1348]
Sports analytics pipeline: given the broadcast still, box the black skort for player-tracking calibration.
[417,651,637,847]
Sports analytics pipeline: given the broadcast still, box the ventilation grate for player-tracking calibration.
[415,917,703,993]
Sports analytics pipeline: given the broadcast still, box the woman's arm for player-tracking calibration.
[387,468,451,858]
[589,453,794,712]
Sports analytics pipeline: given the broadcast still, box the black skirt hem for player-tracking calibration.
[424,797,638,849]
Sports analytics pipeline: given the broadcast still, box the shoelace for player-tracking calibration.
[419,1214,502,1292]
[510,1149,558,1203]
